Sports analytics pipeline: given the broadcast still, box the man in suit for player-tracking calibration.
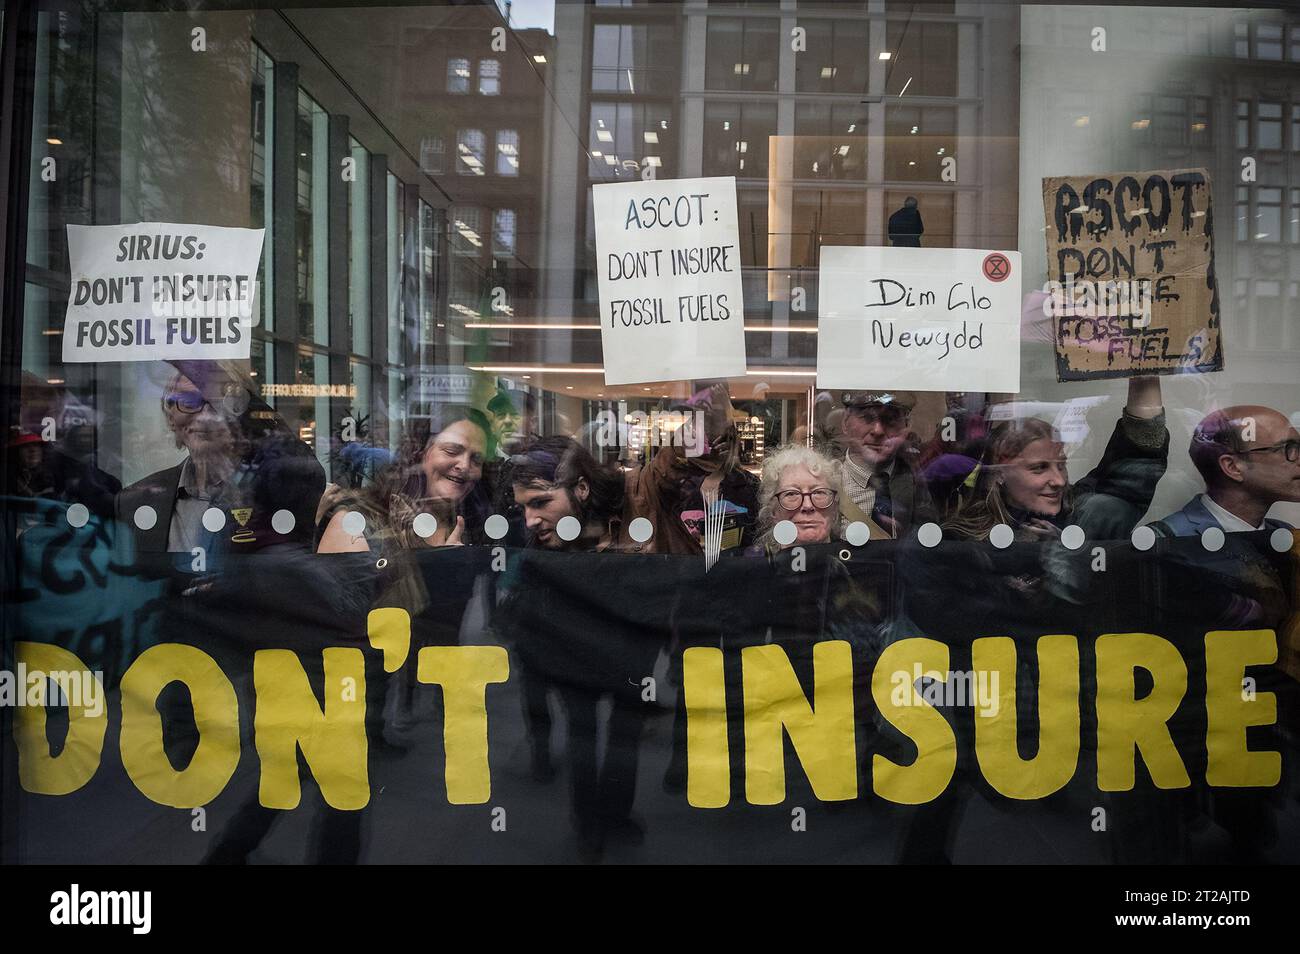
[1151,405,1299,537]
[116,360,323,556]
[836,389,937,538]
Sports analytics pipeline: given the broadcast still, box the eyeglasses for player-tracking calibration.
[1237,439,1300,463]
[773,488,837,511]
[164,381,249,417]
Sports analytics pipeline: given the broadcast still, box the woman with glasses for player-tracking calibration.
[755,444,843,551]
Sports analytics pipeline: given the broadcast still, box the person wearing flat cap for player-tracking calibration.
[836,389,937,539]
[116,360,323,557]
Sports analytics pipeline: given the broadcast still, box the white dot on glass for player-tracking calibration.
[1201,526,1225,552]
[272,509,296,535]
[989,523,1014,549]
[133,505,157,531]
[412,512,438,539]
[485,514,509,540]
[845,521,870,547]
[202,507,226,533]
[66,503,89,528]
[1061,524,1085,550]
[628,516,653,543]
[917,522,942,548]
[774,520,797,546]
[1131,524,1156,551]
[341,511,366,537]
[557,515,581,541]
[1270,527,1294,553]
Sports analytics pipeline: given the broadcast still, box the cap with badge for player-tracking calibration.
[840,390,917,412]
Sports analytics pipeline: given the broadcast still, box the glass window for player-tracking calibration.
[1236,185,1250,242]
[1258,101,1283,150]
[794,103,870,181]
[387,171,403,365]
[478,58,501,95]
[1256,186,1282,242]
[794,20,870,94]
[703,102,776,178]
[1257,23,1283,60]
[1236,100,1251,148]
[348,138,370,357]
[447,56,470,93]
[496,129,520,175]
[705,17,780,92]
[591,22,677,94]
[588,102,675,182]
[493,208,517,259]
[885,20,957,97]
[884,105,955,181]
[1291,188,1300,243]
[296,89,329,345]
[251,45,274,334]
[420,134,445,175]
[457,128,486,175]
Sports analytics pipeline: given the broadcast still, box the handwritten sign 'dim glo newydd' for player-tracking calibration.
[1042,167,1224,381]
[817,246,1022,394]
[592,176,747,386]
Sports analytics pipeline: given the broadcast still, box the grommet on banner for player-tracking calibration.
[839,548,851,562]
[376,558,388,570]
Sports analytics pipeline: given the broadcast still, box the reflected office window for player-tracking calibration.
[591,22,677,94]
[884,20,958,97]
[496,129,520,175]
[457,128,486,175]
[348,137,370,357]
[884,105,954,181]
[703,102,776,178]
[1258,101,1283,150]
[794,103,869,181]
[493,209,517,260]
[1256,186,1282,242]
[588,103,675,181]
[705,17,780,92]
[447,56,471,93]
[296,89,329,345]
[251,44,274,334]
[420,134,446,175]
[478,58,501,95]
[794,19,869,94]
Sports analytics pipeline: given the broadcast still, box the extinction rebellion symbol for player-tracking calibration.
[982,252,1011,283]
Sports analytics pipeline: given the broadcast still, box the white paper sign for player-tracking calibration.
[591,177,747,385]
[817,246,1022,393]
[62,222,265,363]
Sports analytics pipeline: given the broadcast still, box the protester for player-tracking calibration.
[755,444,842,550]
[620,381,760,554]
[835,390,937,539]
[116,360,322,556]
[317,409,491,554]
[504,436,626,550]
[1151,405,1299,535]
[943,376,1167,542]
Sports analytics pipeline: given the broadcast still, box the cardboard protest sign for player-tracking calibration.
[591,177,747,385]
[817,246,1022,393]
[1041,168,1223,381]
[62,222,265,363]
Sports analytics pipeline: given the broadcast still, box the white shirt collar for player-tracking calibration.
[1200,493,1265,533]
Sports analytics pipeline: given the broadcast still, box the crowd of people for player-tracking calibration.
[7,358,1299,862]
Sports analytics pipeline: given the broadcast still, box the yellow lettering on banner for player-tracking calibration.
[417,646,509,804]
[742,641,857,804]
[120,644,240,807]
[254,649,369,810]
[367,607,411,673]
[1205,630,1280,787]
[1095,633,1190,791]
[972,635,1080,799]
[872,638,956,804]
[683,646,729,808]
[14,642,107,795]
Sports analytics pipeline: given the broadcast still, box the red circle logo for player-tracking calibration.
[982,252,1011,283]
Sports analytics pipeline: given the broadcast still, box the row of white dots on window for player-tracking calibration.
[65,506,1295,556]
